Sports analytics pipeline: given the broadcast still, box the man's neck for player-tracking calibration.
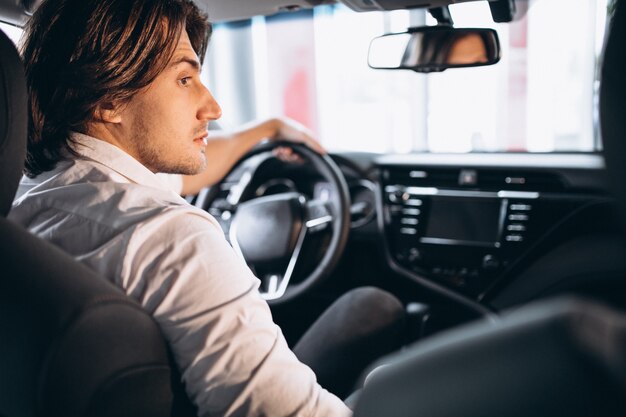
[83,123,144,169]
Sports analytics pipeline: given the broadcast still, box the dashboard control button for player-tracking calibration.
[408,248,421,262]
[388,192,401,203]
[505,176,526,185]
[400,227,417,235]
[510,203,532,211]
[482,254,500,270]
[409,170,428,178]
[507,224,526,232]
[401,218,419,225]
[405,199,423,206]
[402,208,421,215]
[505,234,524,242]
[458,169,478,186]
[508,213,529,221]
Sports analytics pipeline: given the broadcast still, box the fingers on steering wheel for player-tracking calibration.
[273,146,304,163]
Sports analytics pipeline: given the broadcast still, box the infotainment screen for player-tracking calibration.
[421,197,504,246]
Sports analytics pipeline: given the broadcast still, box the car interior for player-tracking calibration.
[2,0,626,416]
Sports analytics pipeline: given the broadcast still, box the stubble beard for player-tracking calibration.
[128,121,207,175]
[139,141,207,175]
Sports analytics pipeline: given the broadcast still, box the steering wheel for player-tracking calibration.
[195,141,351,304]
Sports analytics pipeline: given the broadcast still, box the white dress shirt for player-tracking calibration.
[10,133,351,417]
[156,171,184,195]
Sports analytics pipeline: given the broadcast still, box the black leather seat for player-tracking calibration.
[602,1,626,213]
[0,29,174,417]
[354,297,626,417]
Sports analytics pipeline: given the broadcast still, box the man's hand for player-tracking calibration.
[270,117,326,154]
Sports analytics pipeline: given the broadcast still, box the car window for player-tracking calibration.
[205,0,609,154]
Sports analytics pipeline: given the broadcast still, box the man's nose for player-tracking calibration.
[198,85,222,121]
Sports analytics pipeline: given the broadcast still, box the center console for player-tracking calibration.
[384,184,537,296]
[377,156,606,299]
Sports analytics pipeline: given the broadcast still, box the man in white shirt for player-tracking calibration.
[10,0,405,416]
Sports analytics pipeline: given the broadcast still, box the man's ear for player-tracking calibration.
[95,102,123,124]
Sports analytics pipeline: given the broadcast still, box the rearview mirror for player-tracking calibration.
[368,27,501,73]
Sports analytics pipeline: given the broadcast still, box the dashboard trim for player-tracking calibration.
[386,185,542,200]
[376,153,605,169]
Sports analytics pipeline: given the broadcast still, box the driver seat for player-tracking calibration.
[0,28,180,417]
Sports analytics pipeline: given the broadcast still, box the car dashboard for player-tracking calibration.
[317,152,619,310]
[200,149,626,322]
[373,153,612,304]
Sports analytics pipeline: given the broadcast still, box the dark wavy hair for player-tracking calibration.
[21,0,211,177]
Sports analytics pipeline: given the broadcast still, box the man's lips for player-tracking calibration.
[193,133,209,146]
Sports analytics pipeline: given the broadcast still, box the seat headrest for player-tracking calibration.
[601,0,626,224]
[0,29,27,217]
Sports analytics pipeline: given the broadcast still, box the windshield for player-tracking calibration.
[206,0,608,154]
[1,0,609,154]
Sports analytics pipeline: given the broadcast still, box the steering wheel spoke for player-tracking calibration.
[257,222,308,300]
[305,199,333,233]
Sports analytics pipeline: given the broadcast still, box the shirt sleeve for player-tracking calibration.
[121,208,351,417]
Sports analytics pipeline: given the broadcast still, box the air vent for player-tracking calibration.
[383,167,566,191]
[349,180,377,228]
[384,167,460,188]
[476,170,566,191]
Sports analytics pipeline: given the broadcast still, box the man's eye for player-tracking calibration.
[178,77,191,86]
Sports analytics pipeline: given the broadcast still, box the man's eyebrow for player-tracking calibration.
[168,56,201,71]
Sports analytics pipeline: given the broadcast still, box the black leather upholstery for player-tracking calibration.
[602,0,626,221]
[0,29,175,417]
[0,26,26,217]
[354,298,626,417]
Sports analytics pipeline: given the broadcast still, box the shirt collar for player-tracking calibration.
[69,132,174,192]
